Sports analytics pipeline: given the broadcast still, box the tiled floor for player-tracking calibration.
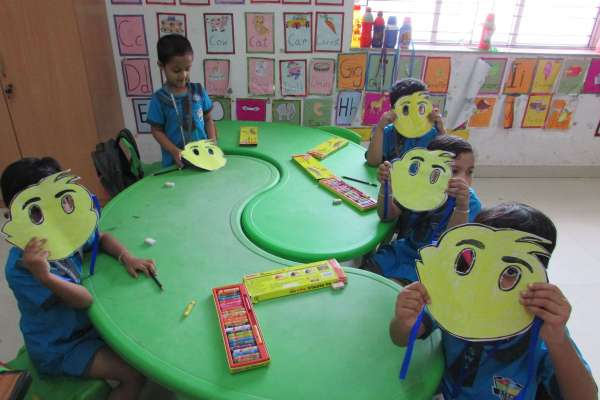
[1,178,598,394]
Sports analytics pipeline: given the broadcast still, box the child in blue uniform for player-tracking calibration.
[390,202,597,400]
[148,34,217,167]
[2,157,156,400]
[366,78,445,166]
[368,135,481,283]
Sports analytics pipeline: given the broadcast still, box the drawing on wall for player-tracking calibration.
[132,98,151,133]
[272,99,301,125]
[479,58,507,94]
[468,97,497,128]
[557,59,590,95]
[180,0,210,4]
[582,58,600,93]
[335,91,362,126]
[545,98,576,130]
[157,13,187,37]
[211,97,232,121]
[314,12,343,52]
[203,59,230,96]
[121,58,153,96]
[284,13,312,53]
[114,15,148,56]
[530,59,562,94]
[245,12,274,53]
[309,59,335,95]
[280,60,307,96]
[236,98,267,121]
[397,55,425,80]
[503,59,536,94]
[248,58,275,96]
[204,14,235,54]
[303,98,333,127]
[365,53,397,92]
[423,57,451,93]
[362,92,390,126]
[337,53,367,90]
[522,94,552,128]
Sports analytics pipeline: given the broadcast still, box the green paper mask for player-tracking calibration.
[416,224,551,341]
[2,171,98,261]
[391,148,454,212]
[181,140,227,171]
[393,91,433,138]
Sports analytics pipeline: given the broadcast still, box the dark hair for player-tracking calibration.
[389,78,427,108]
[475,202,557,258]
[157,34,193,65]
[1,157,62,206]
[427,135,473,158]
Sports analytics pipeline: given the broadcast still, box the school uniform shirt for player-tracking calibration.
[373,188,482,282]
[420,317,592,400]
[147,83,213,167]
[365,124,440,163]
[5,235,104,377]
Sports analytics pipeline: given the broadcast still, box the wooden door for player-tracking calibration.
[0,1,105,197]
[0,89,22,200]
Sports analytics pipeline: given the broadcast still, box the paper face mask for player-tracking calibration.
[181,140,227,171]
[391,148,453,212]
[2,171,98,261]
[393,91,433,138]
[416,224,551,341]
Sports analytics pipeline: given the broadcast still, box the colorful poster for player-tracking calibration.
[248,58,275,96]
[423,57,451,93]
[545,98,576,130]
[251,0,279,3]
[132,98,151,133]
[503,95,516,129]
[204,14,235,54]
[236,98,267,121]
[303,98,332,127]
[280,60,307,96]
[283,0,310,4]
[429,94,447,117]
[336,91,361,126]
[468,97,497,128]
[211,97,232,121]
[531,59,562,93]
[121,58,153,96]
[316,0,342,4]
[203,60,229,96]
[114,15,148,56]
[362,92,390,126]
[308,59,335,95]
[557,59,590,95]
[503,59,536,94]
[582,58,600,93]
[112,0,142,4]
[479,58,507,94]
[157,13,186,37]
[397,55,425,80]
[245,13,274,54]
[180,0,210,4]
[365,53,397,92]
[314,12,343,53]
[215,0,244,3]
[337,53,367,90]
[272,99,301,125]
[284,13,312,53]
[147,0,175,3]
[522,94,552,128]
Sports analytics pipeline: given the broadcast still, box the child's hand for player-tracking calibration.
[394,282,430,331]
[447,177,470,211]
[171,150,184,169]
[377,111,397,128]
[122,254,157,279]
[377,161,392,184]
[428,108,443,129]
[21,237,51,281]
[520,283,571,346]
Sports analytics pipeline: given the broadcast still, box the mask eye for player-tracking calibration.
[499,265,522,291]
[61,194,75,214]
[28,204,44,225]
[455,248,475,275]
[402,104,409,116]
[193,148,200,156]
[418,102,427,115]
[208,148,214,155]
[430,168,441,184]
[408,161,420,176]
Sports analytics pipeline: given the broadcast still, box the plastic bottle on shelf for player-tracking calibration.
[398,17,412,49]
[383,16,399,49]
[360,7,374,48]
[351,4,362,48]
[371,11,385,48]
[478,13,495,50]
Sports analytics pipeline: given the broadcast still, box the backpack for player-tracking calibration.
[91,129,144,198]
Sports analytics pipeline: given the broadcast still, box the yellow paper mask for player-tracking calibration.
[416,224,551,341]
[181,140,227,171]
[391,148,454,212]
[393,91,433,138]
[2,171,98,261]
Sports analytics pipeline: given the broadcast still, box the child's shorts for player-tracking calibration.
[372,238,420,283]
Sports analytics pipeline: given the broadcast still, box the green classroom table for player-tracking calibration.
[84,122,443,399]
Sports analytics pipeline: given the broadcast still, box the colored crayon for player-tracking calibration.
[233,353,261,363]
[224,324,251,333]
[230,342,257,351]
[218,288,240,296]
[233,346,259,357]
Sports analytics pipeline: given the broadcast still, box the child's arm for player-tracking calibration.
[366,111,397,166]
[204,111,217,142]
[428,109,446,135]
[151,125,184,168]
[22,238,93,309]
[520,283,598,399]
[376,161,402,222]
[99,233,156,278]
[389,282,431,346]
[446,177,470,229]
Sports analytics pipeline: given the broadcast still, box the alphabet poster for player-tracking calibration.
[335,91,361,126]
[423,57,451,93]
[309,59,335,95]
[280,60,307,96]
[272,99,301,125]
[530,59,562,94]
[303,98,332,127]
[397,55,425,80]
[157,13,187,37]
[203,59,230,96]
[121,58,153,96]
[248,58,275,96]
[337,53,367,90]
[479,58,507,94]
[582,58,600,93]
[284,13,312,53]
[132,98,151,133]
[204,14,235,54]
[314,12,343,53]
[468,97,497,128]
[362,92,390,126]
[236,98,267,121]
[114,15,148,56]
[211,97,232,121]
[503,59,536,94]
[557,59,590,95]
[545,98,576,130]
[245,13,274,53]
[522,94,552,128]
[365,53,397,92]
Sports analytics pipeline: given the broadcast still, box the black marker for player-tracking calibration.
[342,176,377,187]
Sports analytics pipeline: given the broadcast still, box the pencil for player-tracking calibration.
[150,272,163,291]
[153,167,179,176]
[342,176,377,187]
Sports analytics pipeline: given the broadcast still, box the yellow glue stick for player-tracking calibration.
[183,300,197,318]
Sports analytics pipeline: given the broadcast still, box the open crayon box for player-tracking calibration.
[212,284,270,373]
[319,177,377,211]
